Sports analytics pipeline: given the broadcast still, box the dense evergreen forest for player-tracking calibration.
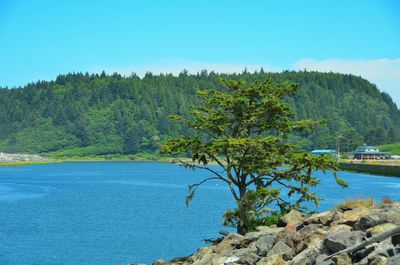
[1,70,399,158]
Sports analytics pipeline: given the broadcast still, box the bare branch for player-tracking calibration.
[173,156,239,200]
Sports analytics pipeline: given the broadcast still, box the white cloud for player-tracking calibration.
[293,58,400,106]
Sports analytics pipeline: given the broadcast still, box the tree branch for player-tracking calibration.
[174,156,240,201]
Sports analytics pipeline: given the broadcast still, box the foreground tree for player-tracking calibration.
[162,79,347,234]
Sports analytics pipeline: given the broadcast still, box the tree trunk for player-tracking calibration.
[236,187,251,235]
[236,204,250,235]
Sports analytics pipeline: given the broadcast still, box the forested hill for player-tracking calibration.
[1,70,399,157]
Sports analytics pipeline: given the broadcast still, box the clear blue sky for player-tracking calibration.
[0,0,399,102]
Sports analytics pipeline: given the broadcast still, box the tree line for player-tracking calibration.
[0,70,399,156]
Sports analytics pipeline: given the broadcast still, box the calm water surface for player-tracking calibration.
[0,162,399,265]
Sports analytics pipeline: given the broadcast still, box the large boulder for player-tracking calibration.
[277,210,303,227]
[153,259,167,265]
[275,228,297,249]
[254,234,276,256]
[293,224,325,253]
[288,248,318,265]
[214,233,244,256]
[236,249,260,265]
[368,223,398,236]
[267,240,293,261]
[257,255,287,265]
[325,230,365,253]
[335,207,371,225]
[304,211,333,226]
[353,214,385,231]
[245,227,283,242]
[329,224,352,234]
[191,253,222,265]
[189,247,213,263]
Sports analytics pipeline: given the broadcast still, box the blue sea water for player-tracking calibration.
[0,162,399,265]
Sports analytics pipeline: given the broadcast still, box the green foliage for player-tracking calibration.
[0,71,399,157]
[257,212,287,227]
[223,188,281,232]
[162,79,347,234]
[379,142,400,155]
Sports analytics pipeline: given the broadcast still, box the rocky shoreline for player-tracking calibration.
[0,152,52,164]
[142,202,400,265]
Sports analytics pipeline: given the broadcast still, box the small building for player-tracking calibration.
[352,145,388,160]
[311,149,337,156]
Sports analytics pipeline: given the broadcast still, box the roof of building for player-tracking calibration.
[311,149,336,154]
[356,145,378,150]
[353,145,387,155]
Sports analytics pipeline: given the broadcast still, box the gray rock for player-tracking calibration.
[153,259,167,265]
[329,224,352,234]
[368,223,398,237]
[325,230,364,253]
[191,253,220,265]
[278,210,303,227]
[224,256,240,264]
[245,231,266,242]
[255,226,284,236]
[275,228,296,249]
[293,224,324,254]
[376,206,400,226]
[374,239,395,257]
[353,214,384,231]
[288,248,318,265]
[304,211,333,226]
[190,247,213,263]
[256,255,287,265]
[239,252,260,265]
[214,233,244,256]
[334,207,370,226]
[245,227,283,243]
[357,239,400,265]
[267,240,293,261]
[231,247,260,264]
[352,245,376,263]
[255,234,276,256]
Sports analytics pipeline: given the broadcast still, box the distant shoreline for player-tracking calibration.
[2,154,400,178]
[0,153,181,167]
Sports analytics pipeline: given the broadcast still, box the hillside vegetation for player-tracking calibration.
[0,70,399,157]
[380,142,400,155]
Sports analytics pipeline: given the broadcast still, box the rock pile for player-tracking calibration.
[0,152,50,163]
[149,202,400,265]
